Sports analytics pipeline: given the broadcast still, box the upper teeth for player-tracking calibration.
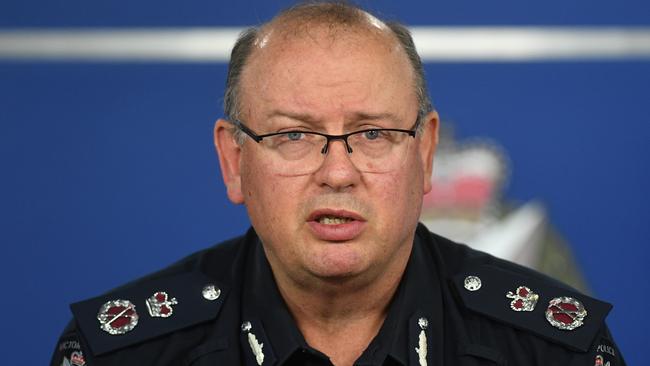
[319,216,352,225]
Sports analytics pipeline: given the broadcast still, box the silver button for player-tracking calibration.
[418,317,429,330]
[241,321,252,332]
[464,275,482,291]
[202,284,221,301]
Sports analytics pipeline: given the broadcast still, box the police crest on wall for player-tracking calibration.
[419,123,588,292]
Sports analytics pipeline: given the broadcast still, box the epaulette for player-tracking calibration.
[451,263,612,352]
[70,272,227,356]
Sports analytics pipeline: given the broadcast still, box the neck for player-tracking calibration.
[269,242,412,366]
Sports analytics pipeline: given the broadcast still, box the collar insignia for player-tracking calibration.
[242,321,265,365]
[414,317,429,366]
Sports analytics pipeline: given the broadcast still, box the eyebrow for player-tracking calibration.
[348,112,402,125]
[266,110,320,124]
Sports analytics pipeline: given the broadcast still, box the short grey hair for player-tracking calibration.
[223,1,433,142]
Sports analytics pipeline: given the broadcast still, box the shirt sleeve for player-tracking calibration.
[50,321,90,366]
[586,325,626,366]
[553,324,627,366]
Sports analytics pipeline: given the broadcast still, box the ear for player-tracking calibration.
[214,119,245,204]
[418,110,439,194]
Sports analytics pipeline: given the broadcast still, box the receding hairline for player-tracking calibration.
[267,2,390,32]
[252,2,401,53]
[223,2,433,136]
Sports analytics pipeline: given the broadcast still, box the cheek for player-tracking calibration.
[372,165,424,223]
[240,161,303,228]
[241,158,273,223]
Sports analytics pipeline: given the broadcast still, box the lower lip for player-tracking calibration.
[307,220,366,241]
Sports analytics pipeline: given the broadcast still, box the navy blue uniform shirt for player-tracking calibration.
[51,224,626,365]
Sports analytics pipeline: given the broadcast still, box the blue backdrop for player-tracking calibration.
[1,1,648,365]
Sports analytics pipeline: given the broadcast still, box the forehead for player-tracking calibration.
[239,23,417,124]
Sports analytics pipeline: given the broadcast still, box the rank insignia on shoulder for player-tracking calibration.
[506,286,539,312]
[70,272,228,356]
[146,291,178,318]
[546,296,587,330]
[97,299,139,335]
[452,264,612,352]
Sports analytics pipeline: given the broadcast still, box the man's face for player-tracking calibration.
[216,25,438,287]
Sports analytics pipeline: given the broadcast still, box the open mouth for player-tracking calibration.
[316,215,355,225]
[308,209,364,225]
[307,209,366,241]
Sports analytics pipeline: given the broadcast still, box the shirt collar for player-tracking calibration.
[241,230,444,366]
[241,237,308,365]
[388,231,444,365]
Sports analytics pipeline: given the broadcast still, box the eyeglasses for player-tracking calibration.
[235,119,419,176]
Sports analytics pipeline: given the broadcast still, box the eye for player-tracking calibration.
[363,130,380,140]
[286,132,304,141]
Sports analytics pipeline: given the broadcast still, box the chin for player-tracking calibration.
[306,246,369,280]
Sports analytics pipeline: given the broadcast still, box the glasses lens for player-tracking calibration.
[348,130,412,173]
[261,132,326,176]
[260,130,412,176]
[262,132,324,161]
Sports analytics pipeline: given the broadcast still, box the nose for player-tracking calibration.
[312,138,361,191]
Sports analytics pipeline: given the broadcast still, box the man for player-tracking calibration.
[51,2,625,365]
